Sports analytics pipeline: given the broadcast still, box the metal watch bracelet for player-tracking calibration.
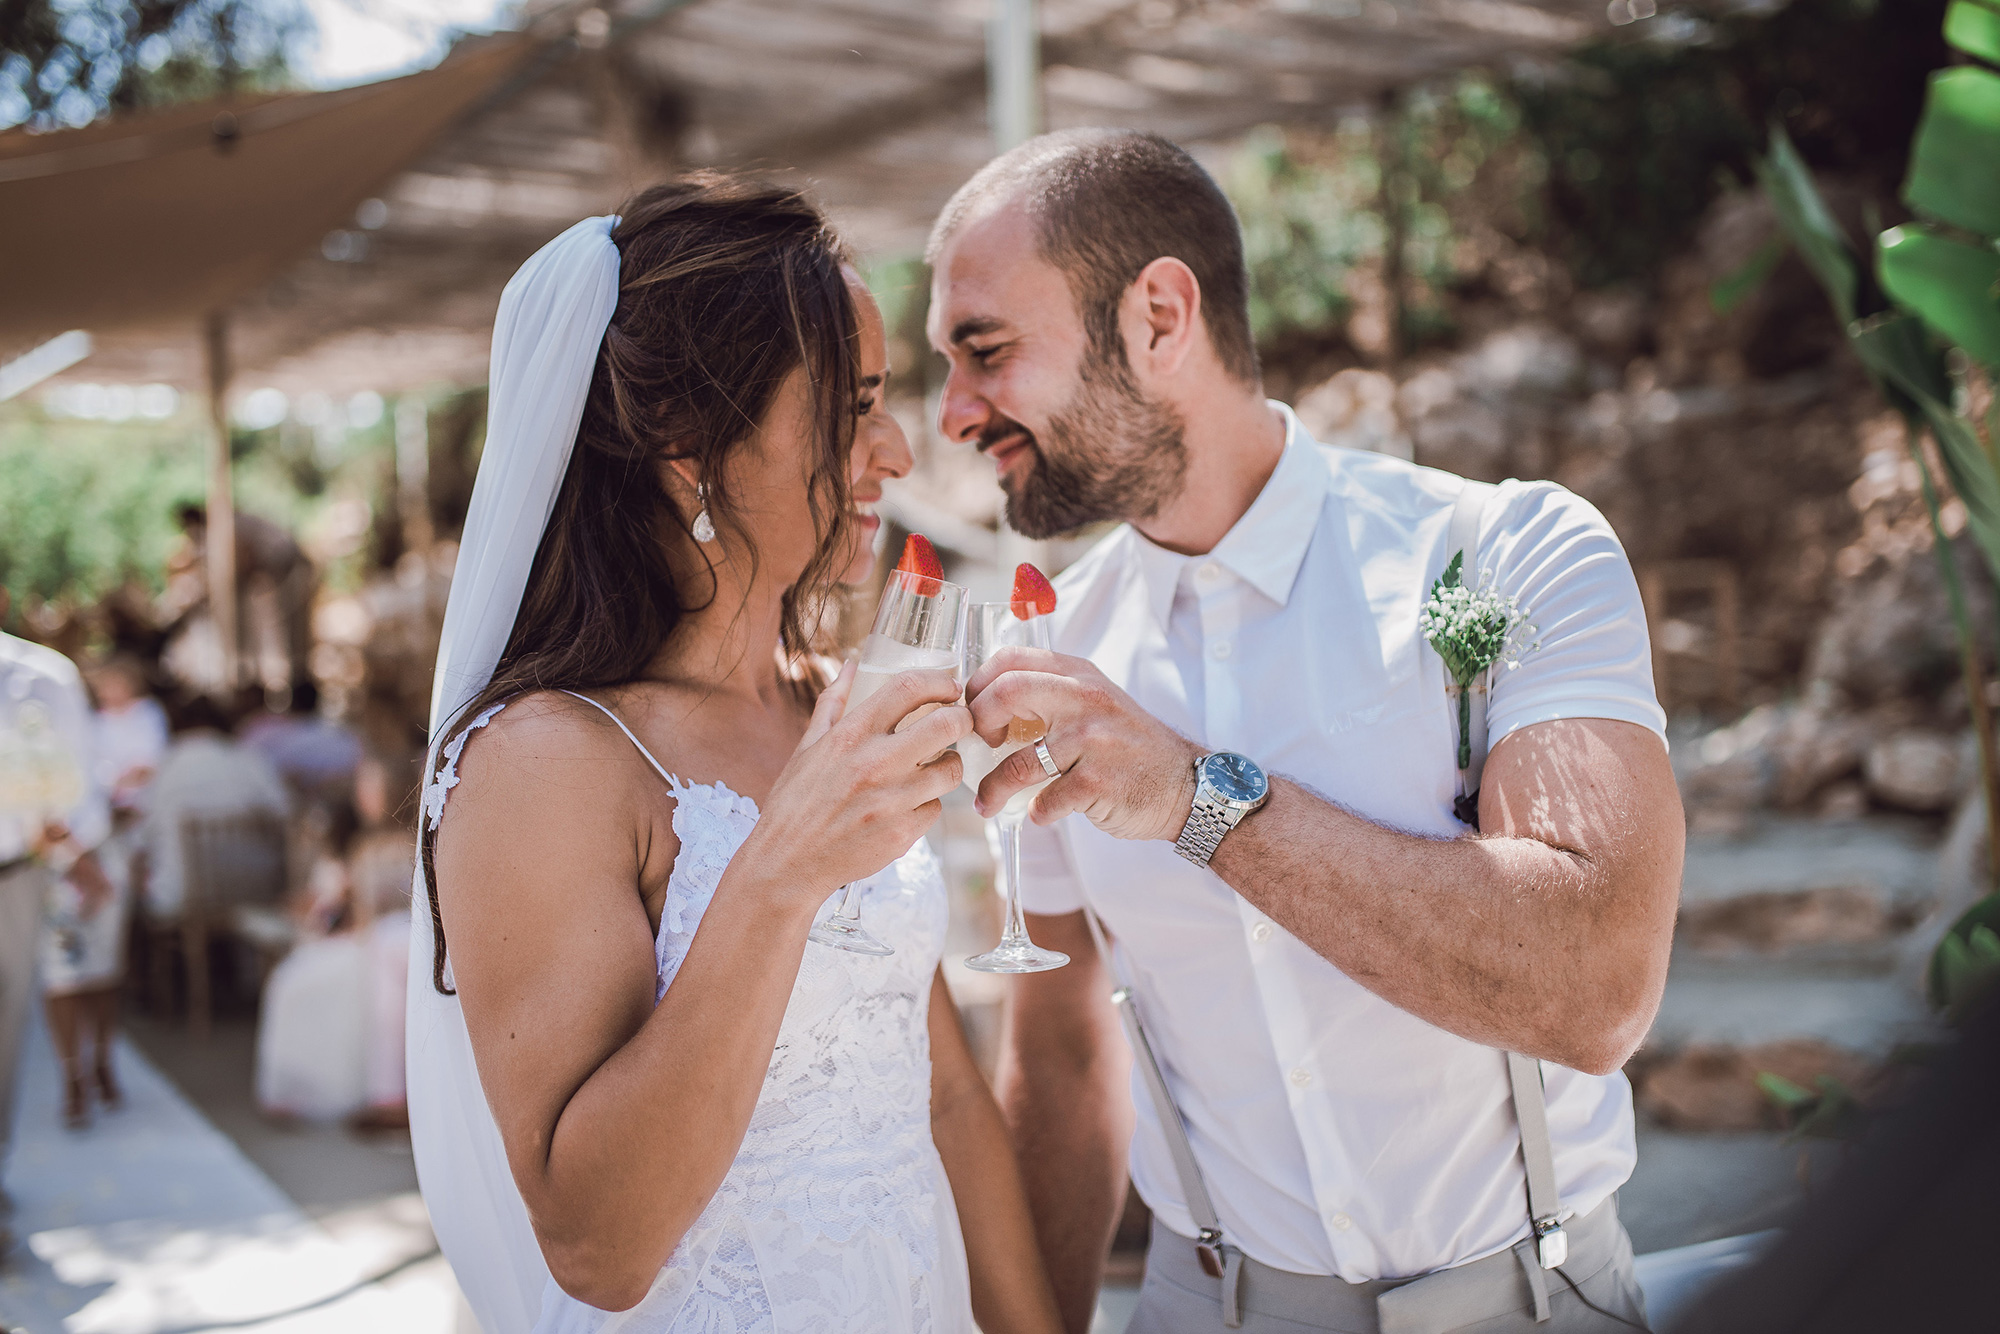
[1174,799,1236,867]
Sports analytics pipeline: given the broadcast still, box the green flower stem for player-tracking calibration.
[1457,683,1472,771]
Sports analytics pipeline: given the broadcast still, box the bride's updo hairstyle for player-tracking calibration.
[421,174,861,992]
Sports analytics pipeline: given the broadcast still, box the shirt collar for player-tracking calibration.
[1130,402,1329,631]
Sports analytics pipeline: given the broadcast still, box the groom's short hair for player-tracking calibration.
[927,129,1259,386]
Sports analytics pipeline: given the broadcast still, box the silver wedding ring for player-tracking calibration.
[1034,739,1062,779]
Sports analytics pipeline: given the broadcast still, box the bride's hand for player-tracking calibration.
[739,660,969,903]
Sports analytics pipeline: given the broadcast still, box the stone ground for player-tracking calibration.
[1,802,1943,1333]
[0,1008,468,1334]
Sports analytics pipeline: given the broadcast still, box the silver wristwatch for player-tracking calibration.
[1173,751,1270,868]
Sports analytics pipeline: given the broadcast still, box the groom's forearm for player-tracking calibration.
[1208,718,1682,1074]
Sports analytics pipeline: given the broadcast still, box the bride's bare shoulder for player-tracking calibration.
[439,689,666,820]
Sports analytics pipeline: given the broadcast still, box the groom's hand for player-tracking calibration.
[965,646,1202,842]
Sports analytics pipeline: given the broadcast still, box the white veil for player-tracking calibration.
[406,214,622,1334]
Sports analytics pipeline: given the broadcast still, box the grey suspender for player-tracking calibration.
[1453,481,1573,1319]
[1081,478,1567,1328]
[1081,905,1251,1325]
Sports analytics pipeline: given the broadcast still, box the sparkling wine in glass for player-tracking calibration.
[809,556,965,957]
[960,590,1070,974]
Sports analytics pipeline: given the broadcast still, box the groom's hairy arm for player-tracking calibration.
[995,911,1133,1334]
[1210,717,1683,1075]
[969,649,1683,1077]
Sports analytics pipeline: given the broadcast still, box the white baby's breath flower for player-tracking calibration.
[1422,553,1539,768]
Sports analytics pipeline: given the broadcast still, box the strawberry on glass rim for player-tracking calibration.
[894,533,946,596]
[1009,562,1056,619]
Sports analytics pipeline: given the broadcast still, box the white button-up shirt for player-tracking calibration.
[1019,404,1665,1281]
[0,632,109,864]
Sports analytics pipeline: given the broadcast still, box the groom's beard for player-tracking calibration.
[987,353,1188,540]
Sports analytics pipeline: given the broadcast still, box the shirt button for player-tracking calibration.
[1289,1067,1313,1088]
[1251,921,1273,943]
[1329,1211,1354,1233]
[1199,561,1221,582]
[1211,639,1233,660]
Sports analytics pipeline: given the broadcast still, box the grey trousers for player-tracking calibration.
[0,859,49,1225]
[1128,1198,1649,1334]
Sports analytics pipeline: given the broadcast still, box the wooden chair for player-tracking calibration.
[169,810,288,1037]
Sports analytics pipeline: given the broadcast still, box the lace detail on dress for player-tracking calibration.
[421,700,509,831]
[535,783,965,1334]
[652,778,759,1000]
[425,691,968,1333]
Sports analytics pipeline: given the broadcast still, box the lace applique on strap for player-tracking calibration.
[653,779,759,1001]
[421,701,509,831]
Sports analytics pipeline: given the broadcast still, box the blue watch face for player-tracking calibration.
[1204,752,1266,803]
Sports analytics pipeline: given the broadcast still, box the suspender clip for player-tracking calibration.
[1195,1227,1226,1278]
[1532,1210,1573,1270]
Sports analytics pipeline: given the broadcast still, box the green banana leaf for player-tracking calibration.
[1903,66,2000,236]
[1928,894,2000,1013]
[1878,223,2000,366]
[1848,313,2000,579]
[1945,0,2000,65]
[1756,126,1860,324]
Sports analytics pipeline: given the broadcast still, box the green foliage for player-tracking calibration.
[0,401,384,628]
[1225,77,1531,356]
[1755,1071,1870,1141]
[1902,66,2000,235]
[1928,894,2000,1015]
[0,0,309,132]
[1761,0,2000,938]
[0,410,207,616]
[1516,0,1946,289]
[1227,122,1384,351]
[1877,226,2000,366]
[1945,0,2000,65]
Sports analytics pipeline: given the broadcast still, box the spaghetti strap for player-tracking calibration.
[558,689,681,789]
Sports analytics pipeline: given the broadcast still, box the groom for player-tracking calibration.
[931,131,1683,1333]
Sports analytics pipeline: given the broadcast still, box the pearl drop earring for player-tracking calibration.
[692,482,717,544]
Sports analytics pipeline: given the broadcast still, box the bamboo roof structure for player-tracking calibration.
[6,0,1619,396]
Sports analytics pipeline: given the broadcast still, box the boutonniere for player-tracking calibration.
[1420,553,1539,768]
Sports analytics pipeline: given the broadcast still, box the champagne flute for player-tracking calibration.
[959,599,1071,974]
[808,565,966,956]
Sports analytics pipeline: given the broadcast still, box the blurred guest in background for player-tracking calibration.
[256,752,413,1126]
[33,656,164,1132]
[166,506,318,695]
[88,656,168,812]
[239,680,361,805]
[137,695,289,923]
[1,597,111,1229]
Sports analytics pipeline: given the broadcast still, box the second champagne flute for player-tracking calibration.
[959,567,1070,974]
[809,537,965,957]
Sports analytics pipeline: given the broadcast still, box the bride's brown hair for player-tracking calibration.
[420,174,861,993]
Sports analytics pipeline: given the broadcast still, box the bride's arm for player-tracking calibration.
[929,969,1065,1334]
[437,675,967,1312]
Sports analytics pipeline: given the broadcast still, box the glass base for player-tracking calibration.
[963,940,1070,974]
[808,916,895,956]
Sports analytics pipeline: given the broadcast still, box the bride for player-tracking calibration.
[407,177,1063,1334]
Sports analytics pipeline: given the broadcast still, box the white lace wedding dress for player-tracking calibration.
[435,699,976,1334]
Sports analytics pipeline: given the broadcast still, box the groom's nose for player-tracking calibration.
[936,367,989,446]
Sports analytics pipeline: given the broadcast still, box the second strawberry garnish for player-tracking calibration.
[1011,562,1057,619]
[896,533,945,582]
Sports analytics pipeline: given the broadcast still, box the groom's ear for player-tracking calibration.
[1127,256,1203,381]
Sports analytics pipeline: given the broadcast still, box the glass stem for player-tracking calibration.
[834,880,865,921]
[996,816,1028,943]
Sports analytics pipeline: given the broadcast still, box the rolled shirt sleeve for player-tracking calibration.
[1481,481,1667,750]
